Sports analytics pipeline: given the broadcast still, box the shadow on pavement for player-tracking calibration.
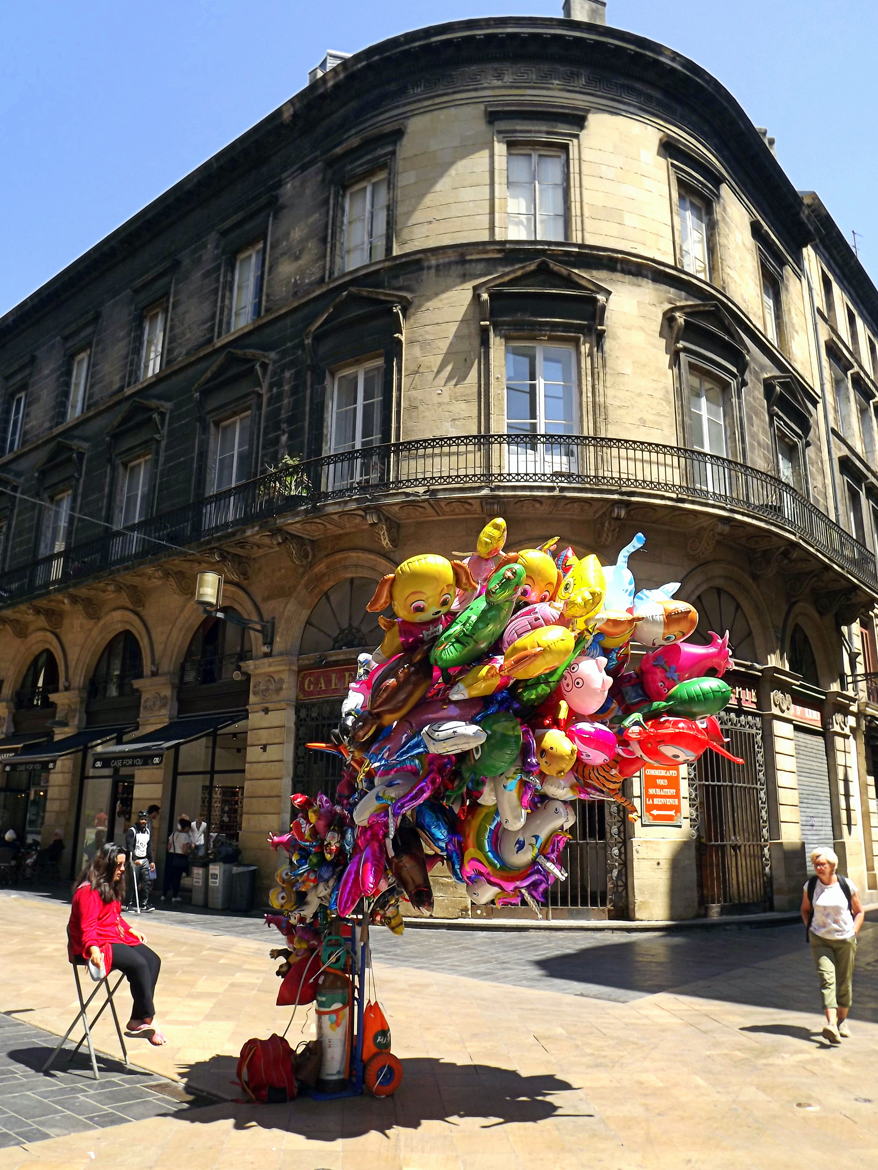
[739,1024,820,1044]
[178,1055,585,1137]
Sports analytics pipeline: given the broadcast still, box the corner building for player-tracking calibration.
[2,3,877,920]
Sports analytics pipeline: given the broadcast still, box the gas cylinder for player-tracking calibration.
[315,925,353,1092]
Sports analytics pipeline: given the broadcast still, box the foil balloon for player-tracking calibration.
[368,553,476,658]
[559,654,612,715]
[431,563,525,669]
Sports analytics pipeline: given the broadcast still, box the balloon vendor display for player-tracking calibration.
[262,521,743,1096]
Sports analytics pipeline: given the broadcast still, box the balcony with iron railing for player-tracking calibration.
[0,434,876,607]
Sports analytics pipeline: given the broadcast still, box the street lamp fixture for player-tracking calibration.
[194,571,275,656]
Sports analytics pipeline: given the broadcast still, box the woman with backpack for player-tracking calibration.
[801,846,864,1044]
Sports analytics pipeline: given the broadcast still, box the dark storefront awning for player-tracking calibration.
[0,732,51,762]
[6,725,135,772]
[90,712,246,769]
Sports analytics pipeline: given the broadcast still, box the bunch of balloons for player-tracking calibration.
[267,521,742,930]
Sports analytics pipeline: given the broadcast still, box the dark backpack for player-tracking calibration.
[236,1034,297,1103]
[804,873,853,941]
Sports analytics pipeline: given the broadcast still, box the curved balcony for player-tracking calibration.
[1,435,875,608]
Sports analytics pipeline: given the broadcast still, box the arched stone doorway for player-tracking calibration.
[293,579,382,797]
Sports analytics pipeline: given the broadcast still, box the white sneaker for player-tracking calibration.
[822,1023,841,1045]
[838,1019,851,1038]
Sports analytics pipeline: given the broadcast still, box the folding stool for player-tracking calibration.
[42,956,129,1080]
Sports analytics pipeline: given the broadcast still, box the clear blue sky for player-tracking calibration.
[2,0,876,316]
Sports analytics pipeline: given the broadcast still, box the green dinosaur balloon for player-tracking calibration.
[430,563,525,670]
[459,711,523,781]
[632,676,733,722]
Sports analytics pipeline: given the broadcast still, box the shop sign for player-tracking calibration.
[641,765,682,826]
[297,665,356,702]
[6,760,55,773]
[731,685,758,709]
[791,702,822,728]
[92,753,165,770]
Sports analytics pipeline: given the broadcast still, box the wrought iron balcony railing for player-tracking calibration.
[0,433,875,607]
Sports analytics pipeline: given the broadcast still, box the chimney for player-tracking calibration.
[308,50,351,85]
[563,0,607,23]
[756,127,776,156]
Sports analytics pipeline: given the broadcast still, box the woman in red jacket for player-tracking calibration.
[68,843,166,1045]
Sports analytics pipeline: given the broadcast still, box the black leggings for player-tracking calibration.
[110,942,161,1020]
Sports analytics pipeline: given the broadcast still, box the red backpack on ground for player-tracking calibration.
[236,1034,297,1103]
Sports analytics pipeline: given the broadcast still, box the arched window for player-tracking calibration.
[15,650,59,709]
[789,624,820,686]
[180,610,251,687]
[88,632,143,702]
[300,578,383,655]
[689,587,757,663]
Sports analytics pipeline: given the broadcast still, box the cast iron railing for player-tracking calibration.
[1,433,876,607]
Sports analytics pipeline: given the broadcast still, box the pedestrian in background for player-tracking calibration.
[189,814,207,858]
[801,846,864,1044]
[162,815,192,902]
[124,810,155,912]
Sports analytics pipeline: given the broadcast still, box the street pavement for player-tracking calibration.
[0,887,876,1169]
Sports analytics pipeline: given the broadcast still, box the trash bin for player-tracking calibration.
[230,864,258,912]
[207,862,234,910]
[190,861,208,908]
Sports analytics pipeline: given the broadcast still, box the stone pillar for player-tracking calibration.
[130,674,179,848]
[45,688,88,852]
[626,767,699,921]
[240,656,298,891]
[824,689,867,888]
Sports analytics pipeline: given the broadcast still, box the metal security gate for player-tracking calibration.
[294,698,343,798]
[795,727,834,865]
[546,799,627,918]
[689,710,771,913]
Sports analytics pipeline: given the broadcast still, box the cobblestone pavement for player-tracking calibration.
[1,887,876,1169]
[0,1012,206,1149]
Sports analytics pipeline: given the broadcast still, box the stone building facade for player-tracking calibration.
[1,4,877,918]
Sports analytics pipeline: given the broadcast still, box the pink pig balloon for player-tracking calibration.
[559,655,612,715]
[567,721,618,764]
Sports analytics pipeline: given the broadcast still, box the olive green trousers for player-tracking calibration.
[809,932,857,1010]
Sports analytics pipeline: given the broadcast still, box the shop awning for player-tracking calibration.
[90,711,247,769]
[0,732,51,762]
[6,725,135,772]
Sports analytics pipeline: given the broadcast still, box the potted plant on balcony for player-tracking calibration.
[258,453,311,507]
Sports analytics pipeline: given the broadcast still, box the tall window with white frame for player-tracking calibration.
[326,361,384,490]
[775,428,805,495]
[760,263,783,346]
[846,306,861,361]
[341,171,388,272]
[678,186,711,279]
[112,455,151,560]
[5,390,25,454]
[40,490,73,584]
[688,367,731,493]
[229,242,264,332]
[506,149,566,241]
[505,342,578,475]
[856,390,876,464]
[846,480,867,544]
[830,357,851,432]
[209,411,251,526]
[67,348,90,420]
[140,303,166,380]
